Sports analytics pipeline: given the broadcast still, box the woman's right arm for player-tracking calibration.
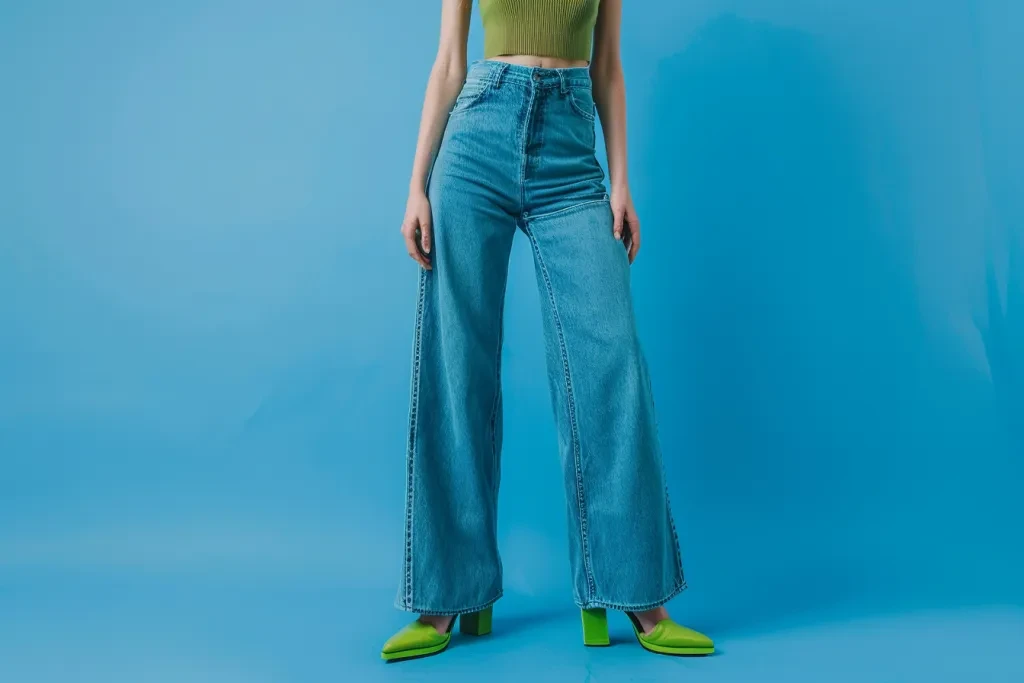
[401,0,473,270]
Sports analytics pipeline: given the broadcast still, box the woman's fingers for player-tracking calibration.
[613,205,625,241]
[419,212,432,256]
[406,235,431,269]
[625,215,641,264]
[402,219,432,270]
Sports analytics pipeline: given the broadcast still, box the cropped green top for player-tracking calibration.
[480,0,601,62]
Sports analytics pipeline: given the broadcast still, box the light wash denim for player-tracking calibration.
[397,60,685,615]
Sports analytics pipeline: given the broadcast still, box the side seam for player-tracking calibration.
[641,348,686,586]
[488,246,512,590]
[399,266,428,610]
[523,223,596,603]
[489,256,510,500]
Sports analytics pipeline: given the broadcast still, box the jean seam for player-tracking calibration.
[488,257,510,532]
[400,267,428,610]
[447,90,488,119]
[642,358,686,586]
[526,198,609,222]
[665,485,685,585]
[568,91,596,121]
[518,83,537,213]
[448,78,492,119]
[523,224,595,603]
[485,272,505,481]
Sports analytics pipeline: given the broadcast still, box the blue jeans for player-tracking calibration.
[397,60,685,615]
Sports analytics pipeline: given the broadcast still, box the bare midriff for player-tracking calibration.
[486,55,589,69]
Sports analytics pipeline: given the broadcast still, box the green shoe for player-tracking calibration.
[380,607,492,662]
[626,612,714,656]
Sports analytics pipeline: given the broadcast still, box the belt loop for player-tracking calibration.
[491,62,509,88]
[558,71,568,95]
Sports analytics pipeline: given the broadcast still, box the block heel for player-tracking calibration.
[581,608,610,646]
[460,606,493,636]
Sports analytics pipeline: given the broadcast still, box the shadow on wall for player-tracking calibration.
[982,237,1024,448]
[636,14,1019,636]
[975,0,1024,454]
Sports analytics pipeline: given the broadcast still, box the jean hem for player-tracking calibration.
[576,581,688,612]
[394,591,503,617]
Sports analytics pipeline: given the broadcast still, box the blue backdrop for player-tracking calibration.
[2,1,1022,681]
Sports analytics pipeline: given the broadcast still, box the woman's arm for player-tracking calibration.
[591,0,641,263]
[401,0,473,269]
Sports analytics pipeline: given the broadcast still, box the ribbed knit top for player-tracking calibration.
[480,0,600,62]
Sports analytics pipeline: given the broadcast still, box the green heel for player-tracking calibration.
[626,612,714,656]
[381,607,493,662]
[460,606,492,636]
[581,608,610,646]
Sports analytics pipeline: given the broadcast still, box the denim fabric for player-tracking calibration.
[397,60,685,615]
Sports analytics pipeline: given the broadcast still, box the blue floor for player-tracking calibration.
[2,572,1022,682]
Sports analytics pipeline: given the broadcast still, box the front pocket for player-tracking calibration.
[568,87,596,121]
[449,79,489,117]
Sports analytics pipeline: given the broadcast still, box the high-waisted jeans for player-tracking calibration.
[397,60,685,615]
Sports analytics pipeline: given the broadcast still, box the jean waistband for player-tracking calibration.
[467,59,592,90]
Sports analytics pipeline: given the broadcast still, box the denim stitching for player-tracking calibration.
[665,485,685,584]
[642,353,686,585]
[472,60,591,89]
[526,198,609,222]
[518,83,537,213]
[569,91,596,121]
[400,267,428,609]
[488,259,510,503]
[448,81,490,119]
[578,580,688,612]
[403,590,504,617]
[523,224,595,602]
[490,61,509,88]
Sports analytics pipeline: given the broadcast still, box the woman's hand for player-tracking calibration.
[611,187,641,264]
[401,190,433,270]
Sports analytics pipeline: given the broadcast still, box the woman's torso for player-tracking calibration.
[429,2,606,215]
[479,0,600,67]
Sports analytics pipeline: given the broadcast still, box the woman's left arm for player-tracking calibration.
[591,0,640,263]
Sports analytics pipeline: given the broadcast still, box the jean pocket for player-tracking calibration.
[568,87,596,122]
[449,78,489,117]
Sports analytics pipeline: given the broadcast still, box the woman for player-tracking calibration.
[383,0,713,661]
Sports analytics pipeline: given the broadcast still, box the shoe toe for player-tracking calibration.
[654,620,714,648]
[381,621,441,655]
[381,634,404,655]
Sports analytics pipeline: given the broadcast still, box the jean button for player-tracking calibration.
[532,72,540,82]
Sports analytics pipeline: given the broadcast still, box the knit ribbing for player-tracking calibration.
[480,0,600,62]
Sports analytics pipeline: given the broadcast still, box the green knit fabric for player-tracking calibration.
[480,0,600,61]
